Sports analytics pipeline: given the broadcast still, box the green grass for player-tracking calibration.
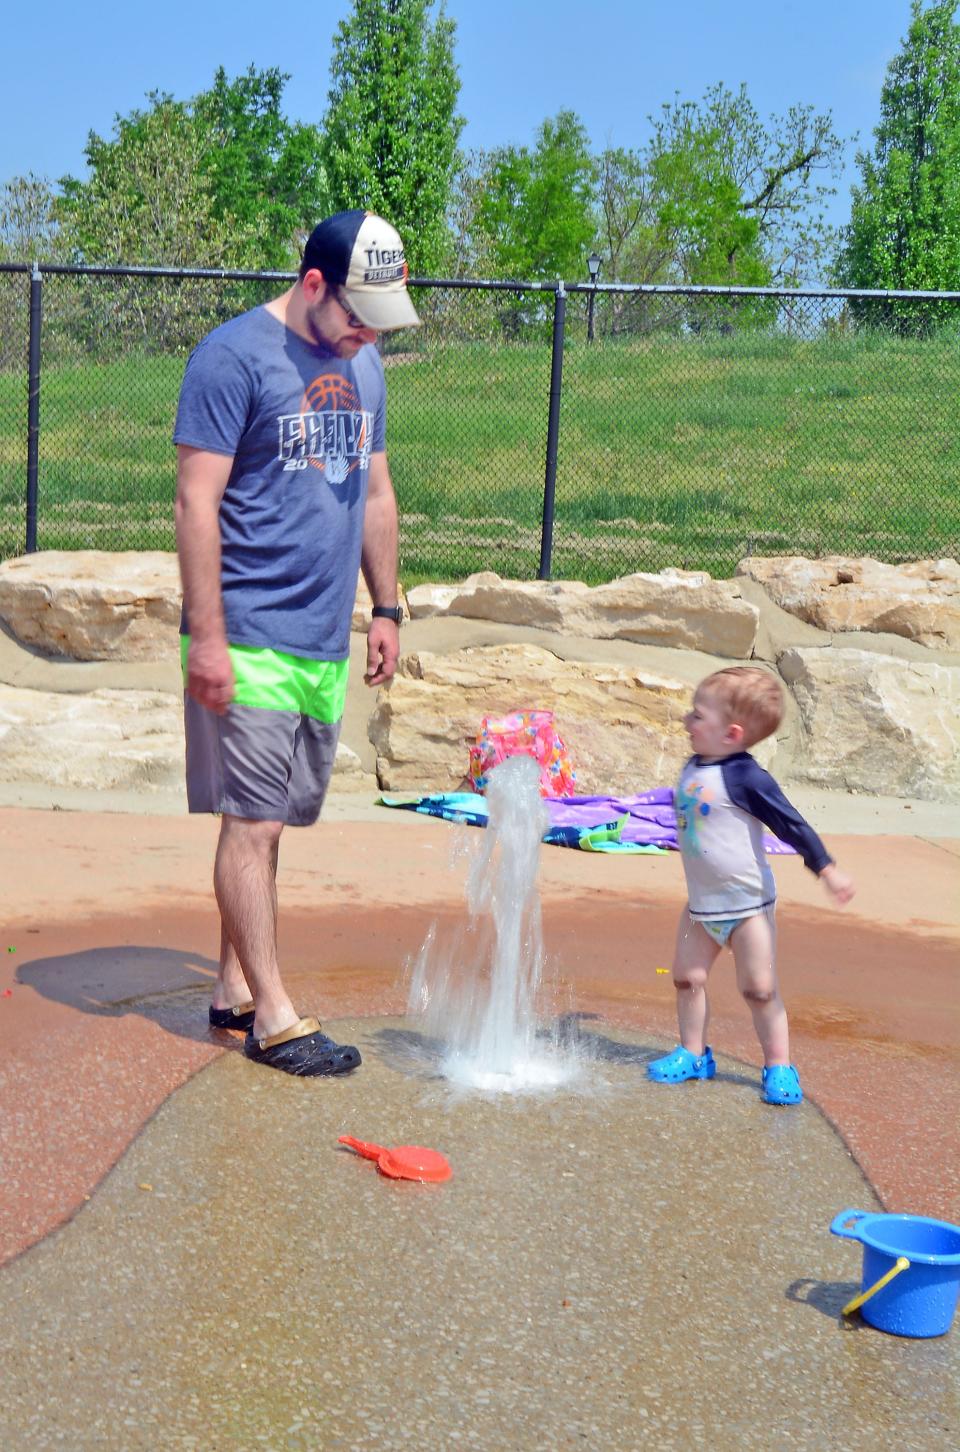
[1,331,958,583]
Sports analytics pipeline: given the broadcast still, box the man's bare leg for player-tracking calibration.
[213,815,298,1039]
[211,926,251,1012]
[210,835,279,1011]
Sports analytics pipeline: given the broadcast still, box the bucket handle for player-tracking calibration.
[830,1208,870,1240]
[842,1256,910,1317]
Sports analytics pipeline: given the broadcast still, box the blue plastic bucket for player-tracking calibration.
[831,1209,960,1337]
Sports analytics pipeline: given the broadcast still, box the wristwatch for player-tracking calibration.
[371,604,403,625]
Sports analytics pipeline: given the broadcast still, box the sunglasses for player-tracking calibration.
[333,287,369,330]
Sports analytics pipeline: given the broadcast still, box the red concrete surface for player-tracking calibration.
[1,807,957,1266]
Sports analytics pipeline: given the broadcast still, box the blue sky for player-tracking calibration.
[1,0,920,241]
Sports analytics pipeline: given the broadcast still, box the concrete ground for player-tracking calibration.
[0,789,957,1450]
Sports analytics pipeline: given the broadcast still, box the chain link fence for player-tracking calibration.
[550,286,960,581]
[1,263,958,582]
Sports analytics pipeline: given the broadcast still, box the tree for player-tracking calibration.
[648,110,771,287]
[592,146,678,336]
[647,86,844,285]
[0,174,61,370]
[835,0,960,320]
[195,66,329,268]
[472,110,598,281]
[59,93,263,269]
[596,147,664,283]
[588,87,843,335]
[58,69,325,273]
[0,173,60,261]
[322,0,463,275]
[56,97,264,350]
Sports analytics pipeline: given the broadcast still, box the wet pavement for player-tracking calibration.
[1,1017,957,1451]
[1,804,958,1449]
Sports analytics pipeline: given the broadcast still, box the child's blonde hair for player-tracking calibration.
[697,667,784,749]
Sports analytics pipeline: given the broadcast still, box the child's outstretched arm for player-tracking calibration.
[722,756,832,870]
[818,861,856,905]
[722,756,856,903]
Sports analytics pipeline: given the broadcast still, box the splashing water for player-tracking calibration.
[406,755,581,1092]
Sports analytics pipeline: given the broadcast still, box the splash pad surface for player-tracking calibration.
[0,1017,956,1449]
[0,802,957,1445]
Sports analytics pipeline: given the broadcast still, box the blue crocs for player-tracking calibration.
[647,1045,716,1082]
[761,1064,803,1104]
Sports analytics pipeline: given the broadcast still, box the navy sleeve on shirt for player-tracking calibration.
[720,755,833,874]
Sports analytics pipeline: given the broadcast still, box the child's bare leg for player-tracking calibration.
[731,911,789,1065]
[673,911,722,1055]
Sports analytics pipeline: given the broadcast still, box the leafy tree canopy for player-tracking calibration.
[57,68,326,270]
[648,112,769,286]
[459,84,843,293]
[195,66,329,267]
[0,173,59,261]
[836,0,960,303]
[646,85,843,285]
[57,94,261,268]
[470,110,598,281]
[322,0,463,275]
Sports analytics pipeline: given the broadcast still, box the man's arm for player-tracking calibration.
[360,450,400,687]
[175,445,235,715]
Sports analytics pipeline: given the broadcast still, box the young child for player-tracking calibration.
[648,666,854,1105]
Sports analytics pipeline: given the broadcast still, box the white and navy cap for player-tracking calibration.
[301,209,421,331]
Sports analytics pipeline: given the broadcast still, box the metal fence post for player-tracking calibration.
[538,281,566,580]
[25,262,42,554]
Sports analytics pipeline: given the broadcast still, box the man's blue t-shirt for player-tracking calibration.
[174,306,387,660]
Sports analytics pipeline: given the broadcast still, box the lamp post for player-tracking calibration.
[587,250,602,342]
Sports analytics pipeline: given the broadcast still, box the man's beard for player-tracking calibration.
[305,302,363,357]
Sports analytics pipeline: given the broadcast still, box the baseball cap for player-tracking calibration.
[301,209,421,331]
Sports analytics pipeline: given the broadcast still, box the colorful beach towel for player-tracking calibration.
[378,788,798,857]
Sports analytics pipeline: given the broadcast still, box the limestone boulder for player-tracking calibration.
[0,684,184,790]
[737,556,960,650]
[400,581,462,619]
[368,642,693,793]
[0,683,369,794]
[330,739,376,788]
[0,552,182,662]
[0,551,406,661]
[778,647,960,802]
[406,570,759,658]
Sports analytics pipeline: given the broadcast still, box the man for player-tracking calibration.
[174,210,419,1076]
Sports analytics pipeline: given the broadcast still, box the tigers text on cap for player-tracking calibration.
[301,210,421,331]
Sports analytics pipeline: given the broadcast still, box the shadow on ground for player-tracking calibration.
[17,944,247,1049]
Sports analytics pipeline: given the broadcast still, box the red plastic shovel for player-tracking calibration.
[338,1135,452,1183]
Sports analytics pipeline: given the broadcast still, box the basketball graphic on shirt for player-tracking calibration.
[281,372,370,481]
[303,373,360,416]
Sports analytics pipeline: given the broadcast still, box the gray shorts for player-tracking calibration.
[184,696,341,826]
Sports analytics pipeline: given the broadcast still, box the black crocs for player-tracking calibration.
[243,1017,362,1076]
[209,1000,256,1032]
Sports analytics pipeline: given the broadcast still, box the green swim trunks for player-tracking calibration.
[180,638,350,825]
[181,638,349,720]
